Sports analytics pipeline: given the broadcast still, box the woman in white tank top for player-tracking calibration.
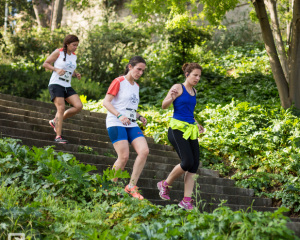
[43,35,83,144]
[103,56,149,200]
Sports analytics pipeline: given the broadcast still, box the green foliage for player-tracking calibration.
[78,146,99,155]
[76,19,150,86]
[2,27,67,64]
[0,64,50,99]
[0,138,298,239]
[103,151,117,158]
[128,0,240,25]
[207,23,262,51]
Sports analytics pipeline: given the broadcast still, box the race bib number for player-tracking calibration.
[125,108,136,122]
[59,71,72,83]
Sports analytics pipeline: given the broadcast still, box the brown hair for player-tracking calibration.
[182,62,202,76]
[63,35,79,61]
[124,56,146,75]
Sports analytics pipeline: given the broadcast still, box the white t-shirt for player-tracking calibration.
[48,48,77,87]
[106,76,140,128]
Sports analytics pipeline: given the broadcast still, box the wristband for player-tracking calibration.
[117,114,122,119]
[138,115,143,121]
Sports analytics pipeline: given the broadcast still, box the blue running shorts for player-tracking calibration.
[107,126,144,144]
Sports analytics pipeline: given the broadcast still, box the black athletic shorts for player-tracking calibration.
[48,84,77,102]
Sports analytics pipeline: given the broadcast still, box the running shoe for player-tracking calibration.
[178,199,194,210]
[124,185,144,200]
[157,180,171,201]
[54,136,68,144]
[49,119,56,132]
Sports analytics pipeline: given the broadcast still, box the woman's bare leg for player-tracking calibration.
[130,137,149,186]
[53,97,65,137]
[64,94,83,120]
[112,140,130,182]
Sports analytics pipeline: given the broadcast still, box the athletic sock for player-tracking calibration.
[128,184,135,189]
[183,197,191,202]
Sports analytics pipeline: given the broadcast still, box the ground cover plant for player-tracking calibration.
[0,137,297,239]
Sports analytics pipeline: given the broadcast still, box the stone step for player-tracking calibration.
[0,98,106,123]
[0,125,179,159]
[1,134,219,179]
[149,200,288,214]
[0,111,155,144]
[0,115,169,151]
[136,178,253,197]
[0,92,106,119]
[286,222,300,237]
[0,133,183,170]
[141,188,272,207]
[89,163,219,183]
[0,105,106,129]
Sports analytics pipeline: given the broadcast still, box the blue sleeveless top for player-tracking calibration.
[173,84,196,124]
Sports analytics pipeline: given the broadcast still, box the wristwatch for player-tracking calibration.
[138,115,143,121]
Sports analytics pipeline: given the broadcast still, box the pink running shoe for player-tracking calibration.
[157,180,170,201]
[178,199,194,210]
[49,119,56,132]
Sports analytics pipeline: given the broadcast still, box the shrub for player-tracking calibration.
[0,64,50,99]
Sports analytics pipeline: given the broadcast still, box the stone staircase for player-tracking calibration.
[0,92,299,237]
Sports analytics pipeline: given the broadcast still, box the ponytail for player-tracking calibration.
[63,44,67,62]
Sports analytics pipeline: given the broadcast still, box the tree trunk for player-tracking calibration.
[287,0,294,46]
[252,0,291,109]
[32,0,51,28]
[265,0,289,83]
[289,0,300,108]
[51,0,65,31]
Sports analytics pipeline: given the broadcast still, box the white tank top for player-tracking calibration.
[106,76,140,128]
[48,48,77,87]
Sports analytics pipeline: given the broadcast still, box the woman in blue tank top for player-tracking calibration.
[157,63,205,210]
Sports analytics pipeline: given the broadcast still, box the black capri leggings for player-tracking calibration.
[168,127,200,173]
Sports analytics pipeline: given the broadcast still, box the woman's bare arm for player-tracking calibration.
[162,84,182,109]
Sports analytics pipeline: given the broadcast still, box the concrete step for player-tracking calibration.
[0,98,106,123]
[89,163,218,183]
[286,222,300,237]
[139,187,272,207]
[1,134,219,179]
[0,105,173,152]
[149,200,285,213]
[0,133,183,170]
[0,111,155,144]
[0,92,106,119]
[0,92,107,119]
[0,105,106,129]
[136,178,253,197]
[0,125,180,159]
[151,200,294,220]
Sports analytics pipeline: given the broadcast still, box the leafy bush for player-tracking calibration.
[207,21,261,51]
[0,138,297,239]
[0,64,50,99]
[76,19,151,86]
[2,27,68,63]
